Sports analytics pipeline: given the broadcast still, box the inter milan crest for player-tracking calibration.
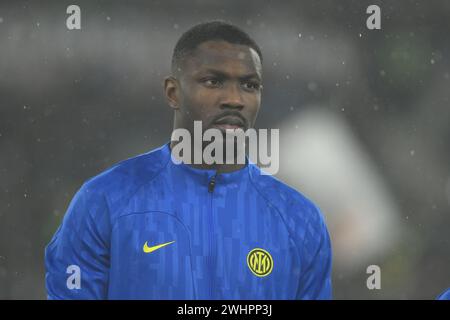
[247,248,273,277]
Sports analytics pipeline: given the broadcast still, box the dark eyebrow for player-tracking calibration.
[201,68,261,81]
[239,74,261,81]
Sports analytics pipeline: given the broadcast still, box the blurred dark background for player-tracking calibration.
[0,0,449,299]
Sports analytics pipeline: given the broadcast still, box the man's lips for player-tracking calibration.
[213,116,245,129]
[213,123,242,130]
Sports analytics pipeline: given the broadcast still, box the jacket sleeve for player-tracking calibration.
[296,204,333,300]
[45,182,111,299]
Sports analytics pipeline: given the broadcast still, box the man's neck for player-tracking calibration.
[189,162,246,174]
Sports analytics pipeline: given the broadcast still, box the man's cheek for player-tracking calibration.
[196,102,215,117]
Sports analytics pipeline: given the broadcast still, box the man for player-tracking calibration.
[45,21,332,299]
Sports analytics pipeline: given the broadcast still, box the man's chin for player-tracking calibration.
[200,125,247,146]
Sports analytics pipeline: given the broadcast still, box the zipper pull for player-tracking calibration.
[208,173,217,193]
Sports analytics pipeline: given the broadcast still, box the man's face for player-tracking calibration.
[168,40,263,134]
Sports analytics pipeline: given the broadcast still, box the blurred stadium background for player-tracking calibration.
[0,0,449,299]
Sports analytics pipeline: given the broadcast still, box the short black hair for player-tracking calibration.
[171,20,263,74]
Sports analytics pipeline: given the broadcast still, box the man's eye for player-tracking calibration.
[242,81,261,91]
[203,78,221,87]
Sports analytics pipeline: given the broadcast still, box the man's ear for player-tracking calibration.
[164,76,180,110]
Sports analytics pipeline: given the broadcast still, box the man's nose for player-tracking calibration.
[220,83,244,110]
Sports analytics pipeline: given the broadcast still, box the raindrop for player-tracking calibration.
[307,82,317,91]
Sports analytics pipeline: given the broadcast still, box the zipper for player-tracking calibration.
[207,172,218,298]
[208,173,217,193]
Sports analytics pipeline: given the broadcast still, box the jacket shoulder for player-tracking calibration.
[79,145,170,221]
[248,164,327,240]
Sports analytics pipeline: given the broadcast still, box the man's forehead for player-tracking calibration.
[184,40,262,75]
